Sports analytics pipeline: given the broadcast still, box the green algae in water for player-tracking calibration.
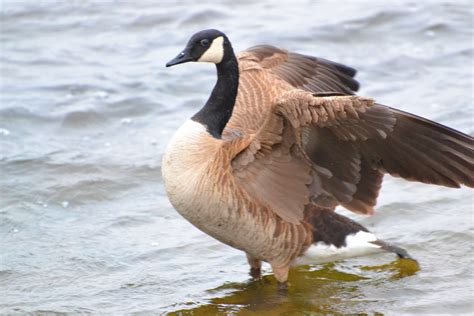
[169,259,418,315]
[359,258,420,280]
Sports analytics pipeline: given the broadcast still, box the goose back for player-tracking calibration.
[223,45,359,139]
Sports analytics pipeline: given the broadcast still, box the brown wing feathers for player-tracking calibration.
[359,108,474,188]
[342,158,384,215]
[232,87,473,219]
[232,47,472,222]
[284,93,473,212]
[244,45,359,95]
[232,113,313,225]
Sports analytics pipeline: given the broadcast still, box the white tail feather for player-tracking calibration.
[292,231,384,266]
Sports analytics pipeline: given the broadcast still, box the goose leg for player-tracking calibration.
[371,239,414,260]
[246,253,262,278]
[271,264,289,283]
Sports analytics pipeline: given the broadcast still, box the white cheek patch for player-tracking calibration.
[198,36,224,64]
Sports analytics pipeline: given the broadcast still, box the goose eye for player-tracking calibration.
[200,39,210,47]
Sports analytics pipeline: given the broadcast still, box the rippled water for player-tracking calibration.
[1,0,473,314]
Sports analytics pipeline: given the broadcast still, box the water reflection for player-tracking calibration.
[170,259,418,315]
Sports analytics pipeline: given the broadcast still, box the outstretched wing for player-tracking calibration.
[231,91,473,223]
[227,46,360,137]
[239,45,359,95]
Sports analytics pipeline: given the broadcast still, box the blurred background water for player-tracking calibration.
[0,0,473,314]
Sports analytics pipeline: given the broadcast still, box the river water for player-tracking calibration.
[1,0,473,314]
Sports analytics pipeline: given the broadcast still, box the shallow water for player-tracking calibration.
[0,0,473,314]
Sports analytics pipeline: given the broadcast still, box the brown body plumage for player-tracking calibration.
[163,30,473,283]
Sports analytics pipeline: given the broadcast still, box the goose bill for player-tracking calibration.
[166,49,194,67]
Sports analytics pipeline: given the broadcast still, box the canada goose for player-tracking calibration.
[162,29,473,283]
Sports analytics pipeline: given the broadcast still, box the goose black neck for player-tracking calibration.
[191,55,239,138]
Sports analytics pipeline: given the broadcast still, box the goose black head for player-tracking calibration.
[166,29,232,67]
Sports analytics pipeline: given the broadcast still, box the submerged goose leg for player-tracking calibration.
[246,253,262,278]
